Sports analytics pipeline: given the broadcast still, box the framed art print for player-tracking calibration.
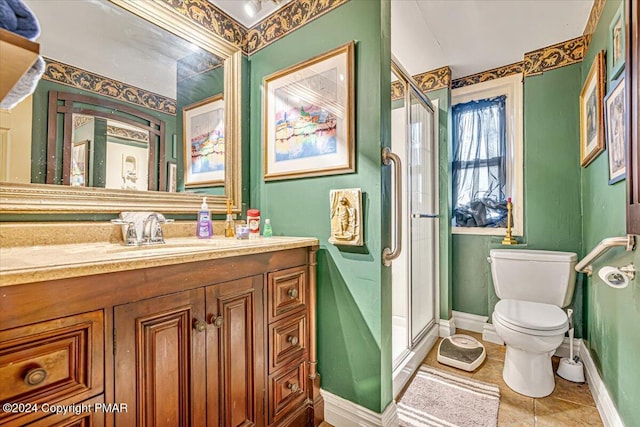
[183,94,224,188]
[608,4,625,80]
[580,50,605,167]
[604,77,626,184]
[263,41,355,181]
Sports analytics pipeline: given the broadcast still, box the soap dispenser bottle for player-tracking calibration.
[197,197,213,238]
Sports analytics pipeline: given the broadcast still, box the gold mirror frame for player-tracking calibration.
[0,0,242,214]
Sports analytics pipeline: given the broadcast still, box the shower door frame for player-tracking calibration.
[390,58,441,397]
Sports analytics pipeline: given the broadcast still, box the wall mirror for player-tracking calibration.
[0,0,242,214]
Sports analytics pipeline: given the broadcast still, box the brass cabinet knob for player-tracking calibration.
[24,367,47,386]
[210,316,224,328]
[193,319,207,332]
[287,382,299,393]
[287,335,299,346]
[287,288,298,299]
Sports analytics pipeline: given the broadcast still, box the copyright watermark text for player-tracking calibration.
[2,402,128,415]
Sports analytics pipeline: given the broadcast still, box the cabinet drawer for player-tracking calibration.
[268,266,306,322]
[0,311,104,426]
[269,312,306,374]
[269,361,306,424]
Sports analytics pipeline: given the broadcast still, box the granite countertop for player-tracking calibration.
[0,236,319,287]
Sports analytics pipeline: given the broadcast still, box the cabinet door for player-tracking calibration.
[206,276,266,427]
[114,288,206,427]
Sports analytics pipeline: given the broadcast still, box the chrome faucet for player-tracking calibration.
[142,213,165,245]
[112,212,174,246]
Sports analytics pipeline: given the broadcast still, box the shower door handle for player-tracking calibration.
[382,147,402,267]
[412,213,439,218]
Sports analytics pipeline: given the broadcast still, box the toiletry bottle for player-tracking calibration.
[263,218,273,238]
[225,199,235,238]
[247,208,260,239]
[197,197,213,238]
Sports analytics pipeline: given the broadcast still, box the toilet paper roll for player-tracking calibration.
[598,266,629,289]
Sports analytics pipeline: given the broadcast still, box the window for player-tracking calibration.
[451,74,523,235]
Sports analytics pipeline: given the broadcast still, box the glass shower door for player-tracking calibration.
[390,63,438,371]
[409,91,437,345]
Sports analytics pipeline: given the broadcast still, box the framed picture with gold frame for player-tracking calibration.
[608,3,625,81]
[263,41,355,181]
[580,50,606,167]
[183,94,224,188]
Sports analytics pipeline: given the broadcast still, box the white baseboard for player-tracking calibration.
[392,324,439,398]
[482,323,504,345]
[439,317,455,337]
[321,389,399,427]
[452,310,488,333]
[580,342,624,427]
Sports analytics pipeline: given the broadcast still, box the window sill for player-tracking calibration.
[452,226,523,237]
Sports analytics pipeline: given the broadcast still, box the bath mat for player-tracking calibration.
[397,366,500,427]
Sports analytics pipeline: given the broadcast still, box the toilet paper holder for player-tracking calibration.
[617,263,636,280]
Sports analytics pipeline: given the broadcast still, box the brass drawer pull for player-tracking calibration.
[193,319,207,332]
[287,288,298,299]
[287,382,299,393]
[209,315,224,328]
[287,335,299,346]
[24,367,47,386]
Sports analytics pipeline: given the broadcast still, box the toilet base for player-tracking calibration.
[503,346,556,398]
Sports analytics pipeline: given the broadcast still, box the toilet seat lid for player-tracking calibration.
[494,299,568,332]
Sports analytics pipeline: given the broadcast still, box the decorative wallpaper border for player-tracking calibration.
[391,81,404,101]
[160,0,247,51]
[159,0,349,55]
[452,62,523,89]
[246,0,350,54]
[584,0,607,37]
[523,36,586,76]
[451,35,586,89]
[107,125,150,143]
[414,66,451,93]
[392,66,451,100]
[42,58,177,116]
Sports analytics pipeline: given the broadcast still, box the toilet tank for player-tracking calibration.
[489,249,578,307]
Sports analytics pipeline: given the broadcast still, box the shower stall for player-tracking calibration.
[387,59,440,397]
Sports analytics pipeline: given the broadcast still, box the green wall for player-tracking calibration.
[581,1,640,425]
[450,63,583,334]
[248,0,392,412]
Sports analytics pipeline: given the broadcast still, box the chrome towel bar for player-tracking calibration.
[575,235,635,276]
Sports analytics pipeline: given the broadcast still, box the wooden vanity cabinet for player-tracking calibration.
[0,245,321,427]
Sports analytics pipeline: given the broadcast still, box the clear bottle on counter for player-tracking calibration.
[263,219,272,238]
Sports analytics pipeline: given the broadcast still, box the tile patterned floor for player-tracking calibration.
[320,330,603,426]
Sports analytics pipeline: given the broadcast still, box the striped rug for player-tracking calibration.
[397,366,500,427]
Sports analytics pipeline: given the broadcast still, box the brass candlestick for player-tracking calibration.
[502,197,518,245]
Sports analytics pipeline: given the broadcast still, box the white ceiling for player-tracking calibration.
[210,0,292,28]
[210,0,593,78]
[390,0,594,78]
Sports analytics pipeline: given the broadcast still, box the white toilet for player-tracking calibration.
[489,249,577,398]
